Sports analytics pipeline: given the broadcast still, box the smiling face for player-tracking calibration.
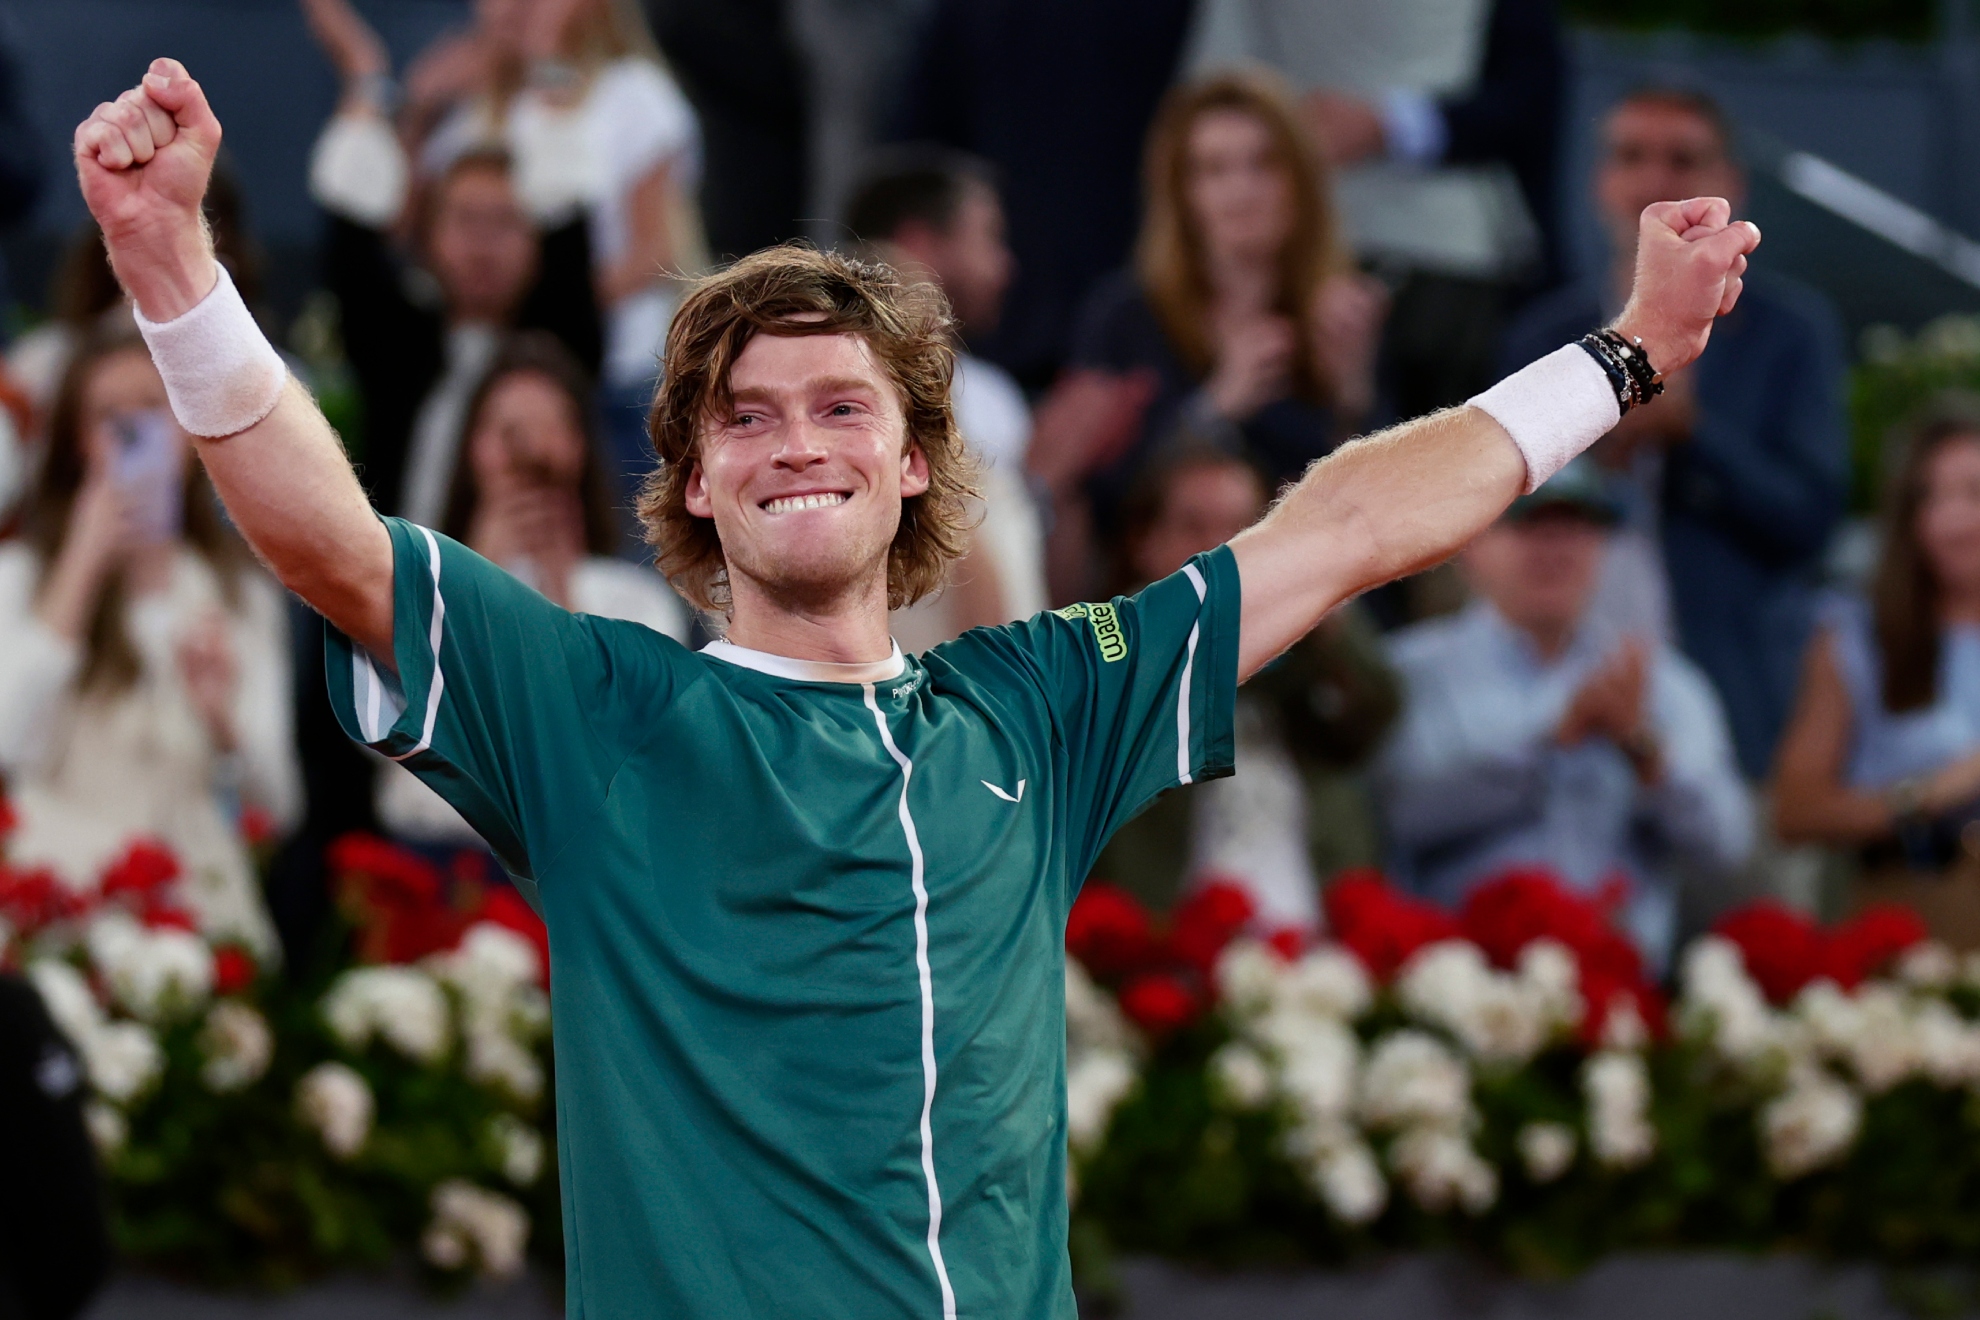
[683,331,930,609]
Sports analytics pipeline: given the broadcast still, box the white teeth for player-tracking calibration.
[764,492,849,514]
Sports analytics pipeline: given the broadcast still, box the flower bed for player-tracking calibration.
[11,790,1980,1296]
[1066,869,1980,1290]
[0,808,558,1291]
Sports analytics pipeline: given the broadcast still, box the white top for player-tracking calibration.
[401,323,501,526]
[0,544,297,957]
[423,58,703,388]
[375,556,694,844]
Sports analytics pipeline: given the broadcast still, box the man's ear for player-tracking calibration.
[900,441,931,499]
[683,462,714,518]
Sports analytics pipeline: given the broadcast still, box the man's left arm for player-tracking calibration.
[1228,199,1760,679]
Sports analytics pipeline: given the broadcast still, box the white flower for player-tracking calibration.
[84,1021,164,1104]
[423,1179,529,1278]
[1913,999,1980,1087]
[1313,1140,1388,1224]
[1897,941,1957,990]
[1761,1068,1861,1179]
[1840,984,1919,1093]
[1214,940,1284,1017]
[1397,942,1550,1067]
[198,1001,273,1093]
[84,1101,127,1157]
[87,912,214,1023]
[1517,939,1583,1029]
[1277,948,1372,1022]
[323,966,452,1065]
[1066,1048,1138,1151]
[297,1061,374,1160]
[1582,1050,1655,1169]
[1599,996,1649,1052]
[1679,937,1779,1065]
[488,1113,546,1187]
[426,924,541,1012]
[1516,1121,1577,1183]
[1389,1126,1498,1214]
[1358,1031,1471,1132]
[1269,1015,1360,1124]
[463,1022,545,1102]
[1208,1042,1274,1110]
[1065,960,1135,1056]
[28,959,104,1047]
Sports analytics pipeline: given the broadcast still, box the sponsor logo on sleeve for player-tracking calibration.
[1054,601,1127,663]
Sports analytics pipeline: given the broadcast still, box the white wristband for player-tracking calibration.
[1467,344,1620,493]
[132,263,288,439]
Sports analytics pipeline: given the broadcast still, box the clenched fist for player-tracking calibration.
[1611,197,1762,376]
[73,58,223,322]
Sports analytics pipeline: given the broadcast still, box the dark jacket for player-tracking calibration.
[0,975,109,1320]
[1069,271,1357,533]
[322,214,602,516]
[1497,272,1849,777]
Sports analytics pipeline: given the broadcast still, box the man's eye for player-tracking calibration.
[734,413,760,427]
[831,403,858,417]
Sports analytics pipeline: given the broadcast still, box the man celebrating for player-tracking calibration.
[74,60,1756,1319]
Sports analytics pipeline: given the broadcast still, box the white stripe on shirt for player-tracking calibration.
[861,682,956,1320]
[1176,563,1207,786]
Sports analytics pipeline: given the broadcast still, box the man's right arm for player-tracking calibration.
[73,59,394,660]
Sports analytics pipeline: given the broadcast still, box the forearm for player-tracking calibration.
[1772,777,1893,845]
[1230,405,1524,676]
[194,380,393,658]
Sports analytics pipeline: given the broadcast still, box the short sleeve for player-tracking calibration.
[594,60,699,190]
[324,519,677,893]
[996,545,1241,880]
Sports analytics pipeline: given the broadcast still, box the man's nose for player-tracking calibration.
[772,416,831,467]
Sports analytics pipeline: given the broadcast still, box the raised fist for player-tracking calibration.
[1612,197,1762,377]
[73,58,223,322]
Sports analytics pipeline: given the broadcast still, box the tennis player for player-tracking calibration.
[74,60,1757,1319]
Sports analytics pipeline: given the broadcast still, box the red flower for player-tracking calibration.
[0,796,16,840]
[327,833,443,906]
[238,806,278,848]
[1822,904,1928,988]
[1713,902,1825,1005]
[213,946,258,995]
[0,865,86,934]
[99,840,181,903]
[1265,926,1308,961]
[1324,869,1459,982]
[143,906,198,932]
[1118,972,1200,1035]
[1168,879,1256,975]
[479,887,550,982]
[1066,883,1159,980]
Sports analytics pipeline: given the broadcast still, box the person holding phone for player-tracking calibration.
[0,322,296,958]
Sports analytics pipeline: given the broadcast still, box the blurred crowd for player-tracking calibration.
[2,0,1977,1003]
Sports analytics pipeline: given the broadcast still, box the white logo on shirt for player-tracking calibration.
[982,779,1026,803]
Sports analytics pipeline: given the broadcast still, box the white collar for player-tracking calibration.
[699,638,906,684]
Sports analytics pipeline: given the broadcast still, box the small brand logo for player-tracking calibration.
[982,779,1026,803]
[1054,602,1127,663]
[891,674,921,700]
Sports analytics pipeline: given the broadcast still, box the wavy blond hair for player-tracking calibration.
[637,245,979,613]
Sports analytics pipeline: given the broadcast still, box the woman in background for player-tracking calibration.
[0,326,297,957]
[1066,70,1387,546]
[1774,395,1980,945]
[375,333,690,846]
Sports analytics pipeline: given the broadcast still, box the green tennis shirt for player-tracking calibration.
[326,517,1240,1318]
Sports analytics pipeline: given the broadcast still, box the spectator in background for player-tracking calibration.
[842,145,1046,644]
[303,73,601,521]
[1067,72,1386,577]
[1187,0,1565,420]
[1774,398,1980,947]
[377,333,689,849]
[1498,87,1847,780]
[392,0,707,512]
[1094,446,1399,928]
[0,325,295,960]
[1377,462,1752,967]
[893,0,1196,391]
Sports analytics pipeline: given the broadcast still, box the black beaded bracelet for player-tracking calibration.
[1585,328,1664,414]
[1574,334,1637,414]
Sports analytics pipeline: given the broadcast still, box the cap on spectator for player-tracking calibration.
[1505,457,1621,526]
